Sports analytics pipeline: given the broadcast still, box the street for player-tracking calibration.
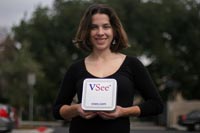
[53,126,198,133]
[11,121,199,133]
[12,126,199,133]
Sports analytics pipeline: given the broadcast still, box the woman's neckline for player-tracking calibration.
[83,55,128,78]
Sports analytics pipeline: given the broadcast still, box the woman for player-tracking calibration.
[53,3,163,133]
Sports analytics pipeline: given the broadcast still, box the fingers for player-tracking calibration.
[97,111,116,120]
[97,106,122,120]
[77,106,97,119]
[79,110,96,119]
[82,113,97,119]
[77,105,122,120]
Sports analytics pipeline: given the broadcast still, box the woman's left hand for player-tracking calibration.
[97,106,124,120]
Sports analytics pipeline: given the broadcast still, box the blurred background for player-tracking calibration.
[0,0,200,131]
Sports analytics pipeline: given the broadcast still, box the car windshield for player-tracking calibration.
[188,110,200,118]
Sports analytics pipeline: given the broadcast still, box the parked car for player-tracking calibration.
[178,110,200,131]
[0,104,18,133]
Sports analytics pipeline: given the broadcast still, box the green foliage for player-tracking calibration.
[0,37,42,108]
[106,0,200,100]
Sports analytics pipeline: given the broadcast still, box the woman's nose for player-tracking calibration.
[97,28,104,35]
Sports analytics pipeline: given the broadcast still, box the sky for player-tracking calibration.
[0,0,54,30]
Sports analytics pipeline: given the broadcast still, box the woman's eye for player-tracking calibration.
[90,25,97,29]
[90,24,112,30]
[103,25,111,29]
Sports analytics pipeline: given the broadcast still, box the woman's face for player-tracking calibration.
[89,13,114,52]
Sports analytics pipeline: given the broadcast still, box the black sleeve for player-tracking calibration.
[52,63,77,120]
[130,57,164,117]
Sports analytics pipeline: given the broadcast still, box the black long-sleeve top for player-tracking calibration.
[53,56,163,133]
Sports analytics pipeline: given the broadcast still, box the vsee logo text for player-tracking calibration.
[89,84,111,91]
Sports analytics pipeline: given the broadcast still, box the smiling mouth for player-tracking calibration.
[96,38,106,44]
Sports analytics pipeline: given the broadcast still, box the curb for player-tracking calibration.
[12,127,54,133]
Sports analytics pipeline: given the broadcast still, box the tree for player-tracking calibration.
[0,36,42,115]
[130,0,200,100]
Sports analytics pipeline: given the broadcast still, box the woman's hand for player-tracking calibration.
[77,105,97,119]
[60,104,97,120]
[97,106,124,120]
[97,105,141,120]
[60,104,140,120]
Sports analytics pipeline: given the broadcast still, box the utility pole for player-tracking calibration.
[27,73,36,121]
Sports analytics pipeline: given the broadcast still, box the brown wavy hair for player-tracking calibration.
[73,4,129,52]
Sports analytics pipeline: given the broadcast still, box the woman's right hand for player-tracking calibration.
[77,104,97,119]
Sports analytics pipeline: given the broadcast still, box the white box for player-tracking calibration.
[81,78,117,111]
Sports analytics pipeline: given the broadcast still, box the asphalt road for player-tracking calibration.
[12,126,199,133]
[53,127,197,133]
[11,121,199,133]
